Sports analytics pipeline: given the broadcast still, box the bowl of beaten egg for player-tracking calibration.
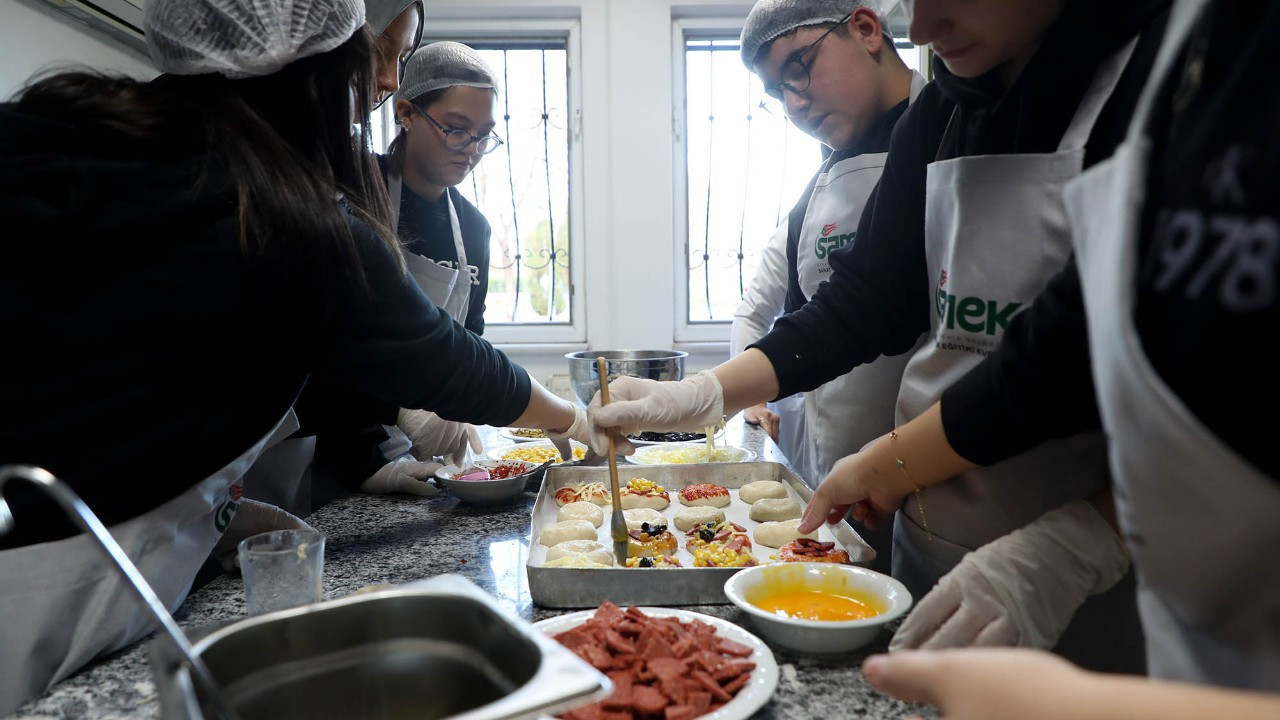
[723,562,912,655]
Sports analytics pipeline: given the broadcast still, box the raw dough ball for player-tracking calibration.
[672,505,726,532]
[557,501,605,528]
[623,508,666,531]
[753,518,819,549]
[545,539,614,566]
[738,480,788,504]
[539,520,598,547]
[749,498,803,523]
[543,555,611,568]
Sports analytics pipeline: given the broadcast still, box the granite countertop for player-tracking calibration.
[12,417,933,720]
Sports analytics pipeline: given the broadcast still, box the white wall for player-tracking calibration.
[0,0,155,101]
[425,0,754,389]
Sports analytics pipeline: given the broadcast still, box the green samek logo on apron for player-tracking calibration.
[934,269,1023,335]
[815,223,856,259]
[213,482,243,533]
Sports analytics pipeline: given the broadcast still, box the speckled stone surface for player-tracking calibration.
[10,418,935,720]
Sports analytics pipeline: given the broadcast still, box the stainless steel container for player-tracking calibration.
[564,350,687,406]
[152,575,610,720]
[526,462,875,608]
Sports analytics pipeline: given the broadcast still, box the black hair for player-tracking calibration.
[16,29,399,287]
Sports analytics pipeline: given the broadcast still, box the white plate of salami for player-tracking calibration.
[534,603,779,720]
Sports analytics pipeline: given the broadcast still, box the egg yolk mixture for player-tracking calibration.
[753,589,883,621]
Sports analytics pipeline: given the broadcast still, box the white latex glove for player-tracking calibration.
[587,372,724,452]
[396,408,482,466]
[890,500,1130,652]
[546,404,598,459]
[210,499,316,572]
[358,454,442,496]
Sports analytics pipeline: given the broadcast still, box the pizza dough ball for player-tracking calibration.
[545,539,614,566]
[753,518,819,549]
[539,520,598,547]
[623,508,665,532]
[672,505,725,532]
[749,497,803,523]
[738,480,789,504]
[677,483,731,508]
[557,501,605,528]
[543,555,612,569]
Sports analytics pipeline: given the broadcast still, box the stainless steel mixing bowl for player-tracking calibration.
[565,350,687,406]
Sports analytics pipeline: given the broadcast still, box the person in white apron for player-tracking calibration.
[832,1,1280,714]
[732,0,927,573]
[731,220,813,473]
[1,0,598,710]
[589,0,1162,673]
[308,41,503,496]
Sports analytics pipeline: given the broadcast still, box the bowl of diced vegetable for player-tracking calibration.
[434,459,543,504]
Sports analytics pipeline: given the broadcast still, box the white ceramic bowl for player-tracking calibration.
[723,562,912,655]
[434,459,542,504]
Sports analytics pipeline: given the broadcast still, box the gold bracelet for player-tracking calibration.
[889,430,931,540]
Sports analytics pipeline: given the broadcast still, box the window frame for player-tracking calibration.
[671,15,754,344]
[413,18,587,345]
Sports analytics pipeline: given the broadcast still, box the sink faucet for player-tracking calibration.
[0,465,240,720]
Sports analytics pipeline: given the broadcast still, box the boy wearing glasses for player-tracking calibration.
[731,0,925,573]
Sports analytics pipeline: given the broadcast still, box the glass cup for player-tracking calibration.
[237,529,325,616]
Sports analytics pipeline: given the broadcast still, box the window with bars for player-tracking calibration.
[373,39,575,332]
[674,25,921,336]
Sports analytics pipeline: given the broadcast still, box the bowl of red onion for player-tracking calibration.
[434,459,544,505]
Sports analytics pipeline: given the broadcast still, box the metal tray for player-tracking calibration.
[526,462,874,608]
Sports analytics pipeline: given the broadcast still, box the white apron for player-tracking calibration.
[0,410,298,715]
[891,40,1145,671]
[768,393,809,485]
[387,154,473,324]
[797,71,928,485]
[1066,0,1280,689]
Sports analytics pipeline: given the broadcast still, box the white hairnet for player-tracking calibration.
[394,41,498,105]
[366,0,424,48]
[740,0,888,69]
[144,0,365,79]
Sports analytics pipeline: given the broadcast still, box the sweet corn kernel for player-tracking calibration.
[692,547,757,568]
[625,478,663,493]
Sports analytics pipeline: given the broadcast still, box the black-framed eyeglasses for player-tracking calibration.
[762,13,851,101]
[412,105,504,155]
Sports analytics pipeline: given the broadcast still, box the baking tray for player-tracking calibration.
[526,462,875,608]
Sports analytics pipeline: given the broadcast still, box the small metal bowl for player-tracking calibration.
[565,350,688,407]
[435,459,543,504]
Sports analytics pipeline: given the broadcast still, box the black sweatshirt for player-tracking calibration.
[0,106,530,548]
[751,0,1171,397]
[942,0,1280,482]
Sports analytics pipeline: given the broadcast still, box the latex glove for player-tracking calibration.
[546,403,599,459]
[210,499,316,572]
[863,648,1094,720]
[744,403,780,442]
[588,371,724,449]
[397,408,482,466]
[890,500,1130,652]
[358,454,442,496]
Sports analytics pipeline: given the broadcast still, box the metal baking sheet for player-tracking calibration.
[526,462,875,608]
